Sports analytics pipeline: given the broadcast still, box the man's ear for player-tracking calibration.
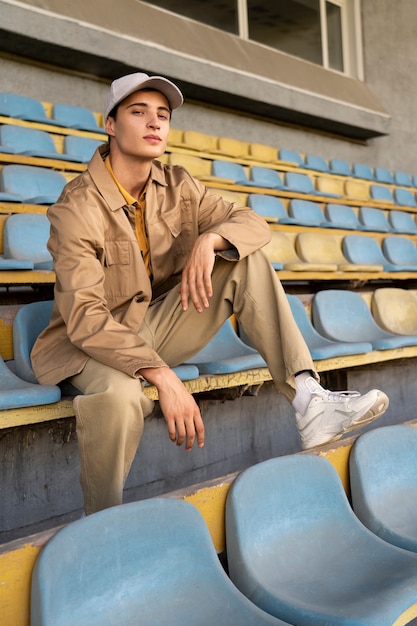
[105,117,115,137]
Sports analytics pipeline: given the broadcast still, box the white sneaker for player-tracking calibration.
[296,377,389,450]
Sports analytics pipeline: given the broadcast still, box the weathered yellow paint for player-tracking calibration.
[317,441,353,494]
[393,603,417,625]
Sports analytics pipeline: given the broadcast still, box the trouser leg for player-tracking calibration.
[140,249,316,402]
[70,358,154,514]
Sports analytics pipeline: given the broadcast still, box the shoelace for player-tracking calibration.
[314,388,361,402]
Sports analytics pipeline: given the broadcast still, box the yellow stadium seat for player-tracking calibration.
[263,231,337,271]
[213,136,250,159]
[371,288,417,335]
[344,180,370,201]
[296,232,383,271]
[248,143,278,163]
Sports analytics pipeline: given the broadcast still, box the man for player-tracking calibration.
[32,72,389,515]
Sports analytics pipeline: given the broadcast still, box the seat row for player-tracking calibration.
[0,124,104,163]
[2,90,417,197]
[0,92,106,133]
[30,423,417,626]
[249,194,417,233]
[265,230,417,273]
[168,127,417,187]
[2,213,417,281]
[2,287,416,412]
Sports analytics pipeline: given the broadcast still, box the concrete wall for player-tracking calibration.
[0,0,416,171]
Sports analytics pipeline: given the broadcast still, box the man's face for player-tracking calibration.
[105,89,171,160]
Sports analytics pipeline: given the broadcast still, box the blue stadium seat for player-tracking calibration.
[352,162,374,180]
[374,166,394,184]
[32,498,285,626]
[212,160,268,187]
[284,172,339,197]
[225,454,417,626]
[247,194,297,223]
[278,148,303,166]
[13,300,54,383]
[393,187,417,207]
[52,103,106,133]
[0,164,66,204]
[343,234,416,271]
[287,198,334,227]
[358,206,391,232]
[296,232,382,271]
[0,125,73,161]
[0,92,58,126]
[394,170,413,187]
[64,136,104,162]
[13,300,199,386]
[382,236,417,266]
[324,203,368,230]
[370,184,394,203]
[0,355,60,409]
[329,158,352,176]
[350,425,417,552]
[312,289,417,349]
[250,166,288,189]
[388,210,417,233]
[303,153,329,172]
[186,318,266,374]
[287,294,372,359]
[2,213,53,270]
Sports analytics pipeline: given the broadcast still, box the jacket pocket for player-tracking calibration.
[104,241,130,266]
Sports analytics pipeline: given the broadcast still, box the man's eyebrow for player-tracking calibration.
[126,101,171,114]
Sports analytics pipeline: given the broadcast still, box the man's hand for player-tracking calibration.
[180,232,229,313]
[140,366,205,450]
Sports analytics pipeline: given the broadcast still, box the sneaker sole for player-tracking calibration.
[303,392,389,450]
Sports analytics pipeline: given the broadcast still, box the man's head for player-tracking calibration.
[105,72,183,120]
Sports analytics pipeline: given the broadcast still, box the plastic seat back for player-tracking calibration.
[371,288,417,335]
[324,203,362,230]
[303,153,329,172]
[0,92,56,125]
[342,234,390,267]
[374,167,394,184]
[0,125,64,159]
[248,194,289,222]
[186,318,266,374]
[284,171,316,194]
[312,289,417,349]
[52,103,105,133]
[394,187,417,207]
[287,294,372,359]
[382,236,417,265]
[13,300,54,383]
[212,160,252,185]
[1,164,66,204]
[278,148,303,166]
[352,162,374,180]
[329,158,352,176]
[370,184,394,203]
[288,198,327,226]
[64,136,104,162]
[31,498,285,626]
[388,210,417,233]
[248,142,278,162]
[350,425,417,552]
[394,170,413,187]
[296,232,348,265]
[250,166,285,189]
[4,213,52,269]
[226,453,417,626]
[358,206,391,232]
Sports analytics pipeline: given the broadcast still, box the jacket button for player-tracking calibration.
[135,295,144,303]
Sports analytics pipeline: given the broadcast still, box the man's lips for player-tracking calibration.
[144,135,161,142]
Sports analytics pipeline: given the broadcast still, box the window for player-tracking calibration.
[142,0,362,78]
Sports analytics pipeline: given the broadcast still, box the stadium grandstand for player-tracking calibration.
[2,0,417,624]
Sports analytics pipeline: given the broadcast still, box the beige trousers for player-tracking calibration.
[70,250,316,513]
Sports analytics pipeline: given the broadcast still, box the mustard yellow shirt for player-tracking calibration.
[105,156,151,277]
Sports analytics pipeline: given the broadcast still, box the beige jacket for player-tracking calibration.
[31,144,271,385]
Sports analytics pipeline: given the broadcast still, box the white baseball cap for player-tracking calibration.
[105,72,184,119]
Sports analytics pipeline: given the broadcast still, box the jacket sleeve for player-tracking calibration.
[194,179,272,259]
[47,183,168,379]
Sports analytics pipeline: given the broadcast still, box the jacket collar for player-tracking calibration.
[88,144,168,212]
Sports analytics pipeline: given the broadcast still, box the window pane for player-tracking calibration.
[247,0,322,65]
[142,0,238,34]
[326,2,344,71]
